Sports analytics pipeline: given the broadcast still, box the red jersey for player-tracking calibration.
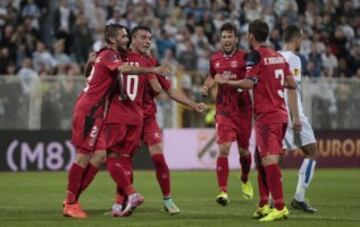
[209,49,252,117]
[74,47,123,117]
[106,51,156,125]
[245,46,292,123]
[143,56,172,118]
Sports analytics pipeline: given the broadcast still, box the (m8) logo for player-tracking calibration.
[6,140,75,171]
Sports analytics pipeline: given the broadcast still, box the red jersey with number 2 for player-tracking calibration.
[75,47,123,117]
[245,46,292,123]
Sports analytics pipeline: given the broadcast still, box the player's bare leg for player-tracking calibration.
[149,143,180,215]
[63,153,90,218]
[238,147,253,200]
[292,143,318,213]
[216,143,231,206]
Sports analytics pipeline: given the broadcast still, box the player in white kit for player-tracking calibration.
[280,25,317,213]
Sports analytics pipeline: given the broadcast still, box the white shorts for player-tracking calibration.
[283,115,316,150]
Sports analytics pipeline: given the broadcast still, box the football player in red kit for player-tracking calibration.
[214,19,300,221]
[63,24,169,218]
[200,23,253,206]
[112,25,207,215]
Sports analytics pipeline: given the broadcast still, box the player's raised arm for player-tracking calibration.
[214,49,260,89]
[118,64,171,77]
[166,88,207,113]
[148,77,162,94]
[214,75,256,89]
[214,74,257,89]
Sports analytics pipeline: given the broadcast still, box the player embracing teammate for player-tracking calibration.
[63,24,169,218]
[215,19,300,221]
[63,23,206,219]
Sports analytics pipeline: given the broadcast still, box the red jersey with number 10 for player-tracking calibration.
[106,51,156,125]
[245,46,292,123]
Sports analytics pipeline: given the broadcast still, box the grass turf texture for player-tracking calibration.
[0,169,359,227]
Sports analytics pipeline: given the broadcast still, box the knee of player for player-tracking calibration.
[149,143,163,155]
[238,147,250,157]
[75,153,90,167]
[308,150,318,160]
[261,154,279,166]
[302,143,318,160]
[219,143,231,156]
[91,151,107,166]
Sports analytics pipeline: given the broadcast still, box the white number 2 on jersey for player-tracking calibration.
[274,69,284,98]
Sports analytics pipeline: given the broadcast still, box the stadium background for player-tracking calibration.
[0,0,359,226]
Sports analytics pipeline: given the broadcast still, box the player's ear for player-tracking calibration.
[108,36,116,44]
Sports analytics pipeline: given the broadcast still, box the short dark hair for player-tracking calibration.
[220,22,238,37]
[131,25,152,38]
[283,25,301,43]
[104,24,127,44]
[248,19,269,42]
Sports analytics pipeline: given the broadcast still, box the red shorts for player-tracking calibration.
[105,123,142,156]
[142,116,162,146]
[71,111,106,154]
[215,113,252,149]
[255,122,287,158]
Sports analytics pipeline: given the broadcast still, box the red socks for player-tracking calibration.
[119,156,134,183]
[216,156,229,192]
[115,156,134,204]
[107,156,135,196]
[152,154,171,198]
[257,165,269,207]
[265,164,284,210]
[240,154,252,183]
[76,163,99,199]
[66,163,85,203]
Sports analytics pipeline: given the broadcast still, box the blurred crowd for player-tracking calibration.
[0,0,360,78]
[1,0,360,129]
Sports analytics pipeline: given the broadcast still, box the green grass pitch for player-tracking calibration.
[0,169,359,227]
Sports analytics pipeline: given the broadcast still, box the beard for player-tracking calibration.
[223,45,236,55]
[116,42,128,53]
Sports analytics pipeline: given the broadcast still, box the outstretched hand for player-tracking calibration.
[194,102,208,114]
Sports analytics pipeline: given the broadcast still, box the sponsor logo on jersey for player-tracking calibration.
[222,71,237,79]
